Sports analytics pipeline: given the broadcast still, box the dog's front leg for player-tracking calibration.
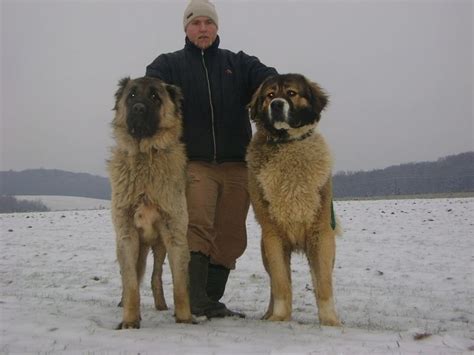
[160,224,193,324]
[261,228,292,321]
[306,230,341,326]
[260,238,274,319]
[116,230,141,329]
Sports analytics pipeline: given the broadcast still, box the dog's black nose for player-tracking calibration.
[271,100,284,111]
[132,103,147,115]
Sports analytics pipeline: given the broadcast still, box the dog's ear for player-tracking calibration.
[113,77,131,110]
[165,84,183,104]
[165,84,183,116]
[308,80,329,118]
[248,79,268,121]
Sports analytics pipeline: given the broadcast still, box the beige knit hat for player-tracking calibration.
[183,0,219,31]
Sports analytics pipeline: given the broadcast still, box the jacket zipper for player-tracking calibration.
[201,50,217,162]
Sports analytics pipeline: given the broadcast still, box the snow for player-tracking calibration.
[14,195,111,211]
[1,197,473,354]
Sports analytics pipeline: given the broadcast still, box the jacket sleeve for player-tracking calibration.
[237,51,278,95]
[145,54,172,82]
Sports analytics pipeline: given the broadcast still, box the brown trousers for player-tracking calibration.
[186,161,250,269]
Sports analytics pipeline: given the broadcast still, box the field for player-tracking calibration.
[1,197,472,353]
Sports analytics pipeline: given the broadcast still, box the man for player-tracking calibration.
[146,0,277,318]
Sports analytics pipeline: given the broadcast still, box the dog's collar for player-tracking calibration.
[267,129,314,144]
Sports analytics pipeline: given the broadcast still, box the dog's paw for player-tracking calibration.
[155,303,168,311]
[319,316,342,327]
[267,314,291,322]
[116,320,140,330]
[319,318,342,327]
[175,316,198,324]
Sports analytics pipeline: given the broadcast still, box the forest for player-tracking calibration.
[1,152,472,205]
[332,152,473,198]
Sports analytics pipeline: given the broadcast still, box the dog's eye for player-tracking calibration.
[149,90,161,102]
[128,91,136,99]
[267,92,275,99]
[287,90,297,97]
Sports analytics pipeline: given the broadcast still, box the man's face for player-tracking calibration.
[185,16,218,50]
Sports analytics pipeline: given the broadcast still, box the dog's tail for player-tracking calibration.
[330,200,343,236]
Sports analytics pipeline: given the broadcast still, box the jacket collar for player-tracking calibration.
[184,35,220,54]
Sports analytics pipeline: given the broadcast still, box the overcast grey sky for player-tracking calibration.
[1,0,472,177]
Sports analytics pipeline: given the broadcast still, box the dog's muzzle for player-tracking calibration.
[127,102,158,139]
[269,98,291,130]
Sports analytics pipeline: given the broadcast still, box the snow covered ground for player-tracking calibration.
[14,195,111,211]
[1,197,473,354]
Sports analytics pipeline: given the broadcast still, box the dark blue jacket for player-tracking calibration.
[146,36,277,163]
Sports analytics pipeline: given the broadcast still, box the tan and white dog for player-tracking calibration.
[108,77,192,329]
[246,74,341,326]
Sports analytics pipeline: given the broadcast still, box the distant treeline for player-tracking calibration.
[0,169,111,200]
[0,195,50,213]
[333,152,474,198]
[0,152,472,201]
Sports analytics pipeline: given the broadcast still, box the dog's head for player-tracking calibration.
[113,76,183,141]
[248,74,328,142]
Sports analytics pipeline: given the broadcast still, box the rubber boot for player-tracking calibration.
[206,263,230,302]
[206,263,246,318]
[188,252,245,318]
